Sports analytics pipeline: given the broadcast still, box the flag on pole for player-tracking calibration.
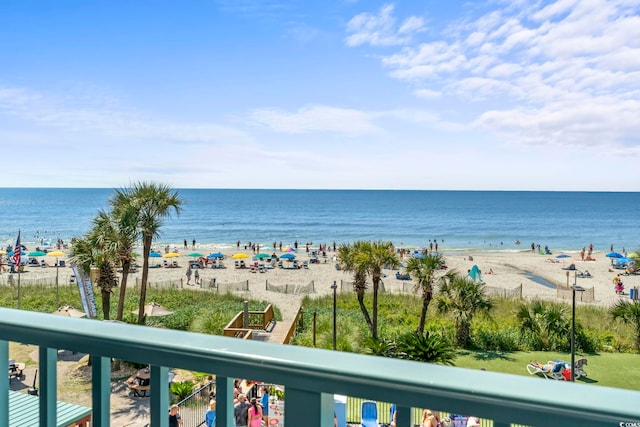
[13,230,21,268]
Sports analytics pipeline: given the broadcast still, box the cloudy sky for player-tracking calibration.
[1,0,639,190]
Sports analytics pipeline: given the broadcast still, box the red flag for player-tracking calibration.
[12,230,21,268]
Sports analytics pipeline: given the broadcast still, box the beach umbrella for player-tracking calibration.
[606,252,623,258]
[131,301,174,317]
[163,253,180,258]
[0,250,5,255]
[280,253,296,259]
[283,247,296,252]
[28,251,46,257]
[52,305,87,318]
[188,252,203,257]
[8,250,26,257]
[555,254,571,259]
[412,252,425,259]
[232,253,249,259]
[149,252,162,258]
[255,253,271,259]
[207,252,224,259]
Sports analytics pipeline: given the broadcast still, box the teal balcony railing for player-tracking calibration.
[1,307,639,427]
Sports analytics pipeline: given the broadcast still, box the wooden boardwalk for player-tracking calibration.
[263,318,295,344]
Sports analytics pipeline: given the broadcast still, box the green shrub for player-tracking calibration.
[471,324,522,351]
[170,381,195,402]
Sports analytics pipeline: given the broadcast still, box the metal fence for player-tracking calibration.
[176,380,216,427]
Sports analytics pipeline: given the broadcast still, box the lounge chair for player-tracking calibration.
[361,400,378,427]
[574,358,588,378]
[527,360,569,380]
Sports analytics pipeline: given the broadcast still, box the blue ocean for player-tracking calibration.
[1,188,638,253]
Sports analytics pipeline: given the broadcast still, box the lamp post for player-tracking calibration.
[570,284,586,382]
[331,281,337,350]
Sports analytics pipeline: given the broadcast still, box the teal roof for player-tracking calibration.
[9,390,92,427]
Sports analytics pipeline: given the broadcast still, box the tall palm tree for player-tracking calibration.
[363,241,398,341]
[114,182,183,324]
[406,253,455,334]
[338,241,397,341]
[69,234,118,319]
[436,274,493,347]
[93,207,139,321]
[338,242,372,333]
[610,300,640,351]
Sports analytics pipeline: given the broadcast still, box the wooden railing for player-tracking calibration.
[222,304,274,338]
[283,306,304,344]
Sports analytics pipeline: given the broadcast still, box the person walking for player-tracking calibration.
[194,267,200,286]
[186,266,192,285]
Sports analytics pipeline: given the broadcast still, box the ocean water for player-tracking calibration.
[1,188,639,253]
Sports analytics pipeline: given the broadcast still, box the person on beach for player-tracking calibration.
[248,397,262,427]
[192,239,196,249]
[184,239,188,249]
[186,266,192,285]
[194,267,200,285]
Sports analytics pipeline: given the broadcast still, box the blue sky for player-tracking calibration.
[1,0,639,190]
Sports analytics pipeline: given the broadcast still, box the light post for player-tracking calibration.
[331,281,337,350]
[570,284,585,382]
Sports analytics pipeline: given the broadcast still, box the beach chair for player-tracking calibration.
[58,260,66,267]
[360,400,378,427]
[574,358,588,378]
[303,261,309,269]
[234,260,240,269]
[526,361,558,379]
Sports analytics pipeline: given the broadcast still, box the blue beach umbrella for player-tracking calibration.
[207,252,224,259]
[412,252,425,259]
[605,252,623,258]
[280,253,296,259]
[149,252,162,257]
[555,254,571,259]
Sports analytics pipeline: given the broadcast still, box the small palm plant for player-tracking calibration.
[610,300,640,351]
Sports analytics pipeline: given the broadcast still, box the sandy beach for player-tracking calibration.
[8,246,638,320]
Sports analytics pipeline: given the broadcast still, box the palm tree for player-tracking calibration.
[436,274,493,347]
[610,300,640,351]
[114,182,183,324]
[517,300,570,351]
[97,205,140,321]
[364,241,398,341]
[405,253,454,334]
[338,241,397,341]
[69,234,118,320]
[338,242,372,333]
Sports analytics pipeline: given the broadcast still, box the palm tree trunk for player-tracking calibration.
[417,292,432,334]
[116,260,130,321]
[372,280,379,341]
[137,234,152,324]
[102,289,111,320]
[355,288,373,334]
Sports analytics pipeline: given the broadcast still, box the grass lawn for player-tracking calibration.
[454,350,640,391]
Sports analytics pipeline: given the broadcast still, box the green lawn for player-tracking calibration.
[454,350,640,391]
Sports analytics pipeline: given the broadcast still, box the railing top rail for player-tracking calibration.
[0,307,637,426]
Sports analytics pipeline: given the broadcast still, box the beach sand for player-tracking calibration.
[6,247,638,425]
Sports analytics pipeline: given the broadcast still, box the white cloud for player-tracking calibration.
[345,3,425,47]
[347,0,640,150]
[250,105,380,135]
[0,85,249,143]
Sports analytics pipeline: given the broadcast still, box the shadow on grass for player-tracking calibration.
[469,350,517,362]
[577,377,599,384]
